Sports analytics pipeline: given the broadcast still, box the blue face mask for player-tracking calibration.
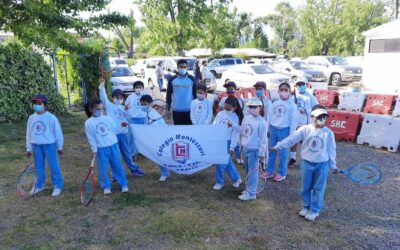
[178,68,187,76]
[33,104,44,113]
[256,89,264,97]
[298,85,307,93]
[93,109,103,117]
[141,106,149,112]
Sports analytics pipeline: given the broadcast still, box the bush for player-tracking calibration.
[0,43,66,122]
[126,58,136,66]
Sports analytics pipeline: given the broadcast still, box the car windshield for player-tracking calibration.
[327,57,348,65]
[251,65,275,74]
[112,67,134,77]
[289,61,312,70]
[174,58,196,70]
[114,59,127,65]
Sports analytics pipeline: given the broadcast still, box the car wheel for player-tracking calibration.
[141,69,145,78]
[148,79,154,90]
[330,73,341,86]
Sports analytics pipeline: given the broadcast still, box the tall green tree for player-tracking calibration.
[112,9,136,58]
[0,0,129,52]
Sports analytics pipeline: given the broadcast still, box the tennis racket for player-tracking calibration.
[80,156,96,206]
[99,47,121,79]
[339,162,381,186]
[244,159,267,195]
[16,160,37,199]
[150,99,172,124]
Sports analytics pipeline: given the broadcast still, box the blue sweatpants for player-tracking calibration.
[97,143,128,190]
[117,133,139,172]
[300,160,329,213]
[266,126,290,176]
[243,147,258,198]
[157,78,163,92]
[159,165,170,177]
[33,143,63,190]
[215,140,241,185]
[129,117,146,155]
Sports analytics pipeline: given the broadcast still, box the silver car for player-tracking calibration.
[207,58,245,78]
[273,60,326,82]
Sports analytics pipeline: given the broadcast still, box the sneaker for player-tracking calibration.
[273,175,286,182]
[121,186,129,193]
[33,187,44,194]
[288,158,297,168]
[232,178,242,188]
[305,211,320,221]
[241,190,247,195]
[299,208,309,217]
[130,169,145,177]
[103,188,112,195]
[159,175,168,182]
[261,172,274,179]
[212,183,224,190]
[236,158,243,164]
[51,188,62,197]
[238,192,256,201]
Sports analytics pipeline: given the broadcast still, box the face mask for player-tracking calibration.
[313,116,327,127]
[178,68,187,76]
[93,109,103,117]
[227,90,235,96]
[197,93,205,100]
[256,89,264,97]
[224,110,233,115]
[279,91,290,99]
[135,88,143,95]
[114,99,123,106]
[33,104,44,113]
[141,106,149,112]
[298,85,307,94]
[248,107,260,117]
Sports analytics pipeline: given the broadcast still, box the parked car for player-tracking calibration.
[130,59,147,77]
[273,60,326,82]
[110,66,139,93]
[246,59,271,65]
[306,56,362,86]
[144,56,197,90]
[221,64,290,89]
[345,56,364,68]
[109,57,128,69]
[207,58,245,78]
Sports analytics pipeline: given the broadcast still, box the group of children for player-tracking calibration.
[25,77,339,221]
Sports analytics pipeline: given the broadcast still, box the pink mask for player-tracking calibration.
[279,91,290,99]
[248,107,260,117]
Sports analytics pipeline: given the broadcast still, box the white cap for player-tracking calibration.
[246,98,263,106]
[311,108,328,117]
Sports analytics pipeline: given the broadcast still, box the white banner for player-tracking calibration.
[130,125,229,175]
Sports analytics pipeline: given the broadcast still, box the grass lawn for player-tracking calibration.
[0,112,399,249]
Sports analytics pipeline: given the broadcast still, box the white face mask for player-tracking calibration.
[224,110,233,115]
[279,91,290,100]
[113,98,123,106]
[313,116,327,127]
[197,93,205,100]
[135,88,143,95]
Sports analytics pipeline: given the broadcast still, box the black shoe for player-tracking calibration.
[288,158,296,168]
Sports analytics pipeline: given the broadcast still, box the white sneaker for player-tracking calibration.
[299,208,309,217]
[241,190,247,195]
[103,188,112,195]
[232,178,242,188]
[305,211,320,221]
[51,188,62,197]
[159,176,168,182]
[238,192,256,201]
[212,183,224,190]
[236,158,243,164]
[33,187,44,194]
[121,186,129,193]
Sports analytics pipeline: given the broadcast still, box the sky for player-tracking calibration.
[94,0,305,38]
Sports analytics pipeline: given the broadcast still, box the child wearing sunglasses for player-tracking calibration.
[264,82,298,182]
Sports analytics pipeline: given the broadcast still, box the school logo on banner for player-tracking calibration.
[172,141,189,163]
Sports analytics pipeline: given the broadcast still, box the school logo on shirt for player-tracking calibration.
[274,104,286,117]
[115,109,125,120]
[243,124,253,137]
[195,103,205,113]
[96,122,110,137]
[172,141,189,163]
[134,99,141,108]
[33,121,46,135]
[220,118,231,126]
[306,136,324,153]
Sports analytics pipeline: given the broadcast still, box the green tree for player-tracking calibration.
[112,9,136,58]
[252,23,269,50]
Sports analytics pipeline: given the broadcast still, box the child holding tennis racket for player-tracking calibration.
[212,97,243,190]
[272,104,338,221]
[233,98,267,201]
[98,79,145,177]
[85,99,129,195]
[288,79,319,168]
[190,84,213,125]
[26,94,64,197]
[139,95,170,181]
[265,82,298,182]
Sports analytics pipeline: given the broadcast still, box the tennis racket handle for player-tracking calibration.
[90,156,96,168]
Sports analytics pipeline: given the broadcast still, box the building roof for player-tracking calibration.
[363,19,400,38]
[185,48,276,58]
